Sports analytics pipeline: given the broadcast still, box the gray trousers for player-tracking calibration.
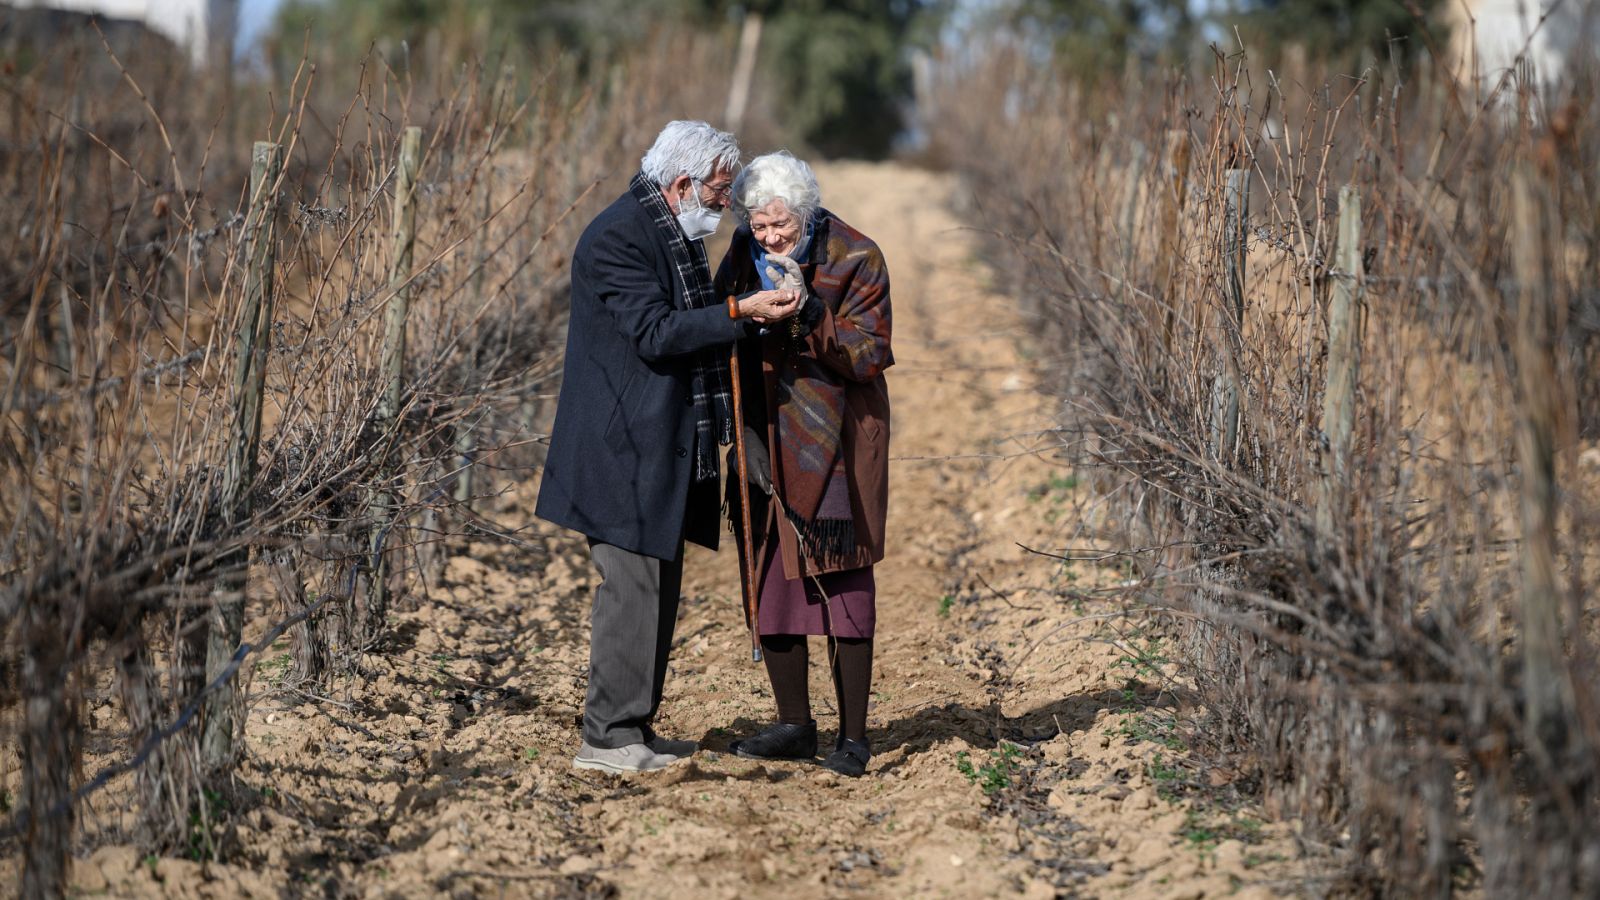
[583,539,684,748]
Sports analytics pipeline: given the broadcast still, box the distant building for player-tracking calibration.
[1445,0,1599,81]
[9,0,238,67]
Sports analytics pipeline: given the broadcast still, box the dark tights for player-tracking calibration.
[760,634,873,742]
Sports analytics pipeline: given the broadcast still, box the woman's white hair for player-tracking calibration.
[640,120,740,186]
[733,151,821,225]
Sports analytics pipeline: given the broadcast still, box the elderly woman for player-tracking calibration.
[715,152,892,777]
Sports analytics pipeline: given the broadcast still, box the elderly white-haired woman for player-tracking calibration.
[714,151,893,777]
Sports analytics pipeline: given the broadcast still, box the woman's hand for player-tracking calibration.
[739,288,803,324]
[763,253,805,296]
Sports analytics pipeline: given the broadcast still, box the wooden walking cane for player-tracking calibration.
[729,341,763,663]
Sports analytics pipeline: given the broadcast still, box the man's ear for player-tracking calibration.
[665,174,693,211]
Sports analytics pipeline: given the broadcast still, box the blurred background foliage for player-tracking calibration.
[267,0,1448,158]
[271,0,944,158]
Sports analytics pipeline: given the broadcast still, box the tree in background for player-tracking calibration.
[1230,0,1447,69]
[273,0,945,159]
[1002,0,1195,84]
[273,0,680,72]
[983,0,1447,85]
[702,0,947,158]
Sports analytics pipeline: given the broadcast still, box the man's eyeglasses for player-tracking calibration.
[696,179,733,203]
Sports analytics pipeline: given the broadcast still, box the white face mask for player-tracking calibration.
[675,181,722,241]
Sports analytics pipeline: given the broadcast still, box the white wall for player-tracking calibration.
[1447,0,1600,82]
[13,0,237,67]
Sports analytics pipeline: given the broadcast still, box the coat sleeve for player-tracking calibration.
[592,224,741,363]
[805,246,893,383]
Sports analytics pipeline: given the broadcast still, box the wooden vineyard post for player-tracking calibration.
[1157,129,1192,362]
[1510,164,1569,746]
[453,220,482,509]
[725,12,764,134]
[202,140,281,771]
[1209,168,1249,464]
[1317,185,1363,537]
[456,74,508,512]
[20,591,74,899]
[1116,140,1147,308]
[365,125,422,637]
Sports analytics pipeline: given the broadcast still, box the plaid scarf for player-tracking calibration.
[629,171,733,481]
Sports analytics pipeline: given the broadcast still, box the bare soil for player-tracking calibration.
[62,163,1308,899]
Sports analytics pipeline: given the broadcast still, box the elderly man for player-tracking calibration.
[537,120,803,774]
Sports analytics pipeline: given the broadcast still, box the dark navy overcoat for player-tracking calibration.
[535,188,747,560]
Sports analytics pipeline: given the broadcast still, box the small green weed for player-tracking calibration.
[1027,473,1079,503]
[185,788,228,860]
[937,594,955,618]
[955,743,1025,796]
[1147,752,1186,801]
[1180,810,1221,852]
[1117,684,1141,710]
[257,652,293,682]
[523,747,540,761]
[1116,712,1185,751]
[1113,636,1170,680]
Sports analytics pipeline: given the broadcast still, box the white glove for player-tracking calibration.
[763,253,805,296]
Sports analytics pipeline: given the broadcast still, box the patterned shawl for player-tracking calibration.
[756,212,893,566]
[629,171,733,481]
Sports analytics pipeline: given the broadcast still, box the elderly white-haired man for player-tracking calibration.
[538,122,804,773]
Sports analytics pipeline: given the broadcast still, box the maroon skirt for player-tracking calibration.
[755,536,876,638]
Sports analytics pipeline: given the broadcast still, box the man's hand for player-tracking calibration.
[726,425,772,494]
[740,288,802,324]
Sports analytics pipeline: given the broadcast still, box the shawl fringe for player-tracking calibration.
[781,498,856,568]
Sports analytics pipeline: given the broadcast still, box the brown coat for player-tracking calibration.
[714,211,892,579]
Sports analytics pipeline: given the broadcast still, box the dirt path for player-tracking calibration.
[72,163,1304,899]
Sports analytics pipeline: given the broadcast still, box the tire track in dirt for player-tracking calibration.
[70,163,1306,898]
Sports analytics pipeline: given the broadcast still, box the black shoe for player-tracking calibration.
[823,737,871,777]
[729,721,818,760]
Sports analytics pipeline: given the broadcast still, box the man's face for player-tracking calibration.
[669,165,734,213]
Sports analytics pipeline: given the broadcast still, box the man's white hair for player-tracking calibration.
[640,120,740,186]
[732,151,821,225]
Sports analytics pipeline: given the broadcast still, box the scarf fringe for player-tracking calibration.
[781,499,855,568]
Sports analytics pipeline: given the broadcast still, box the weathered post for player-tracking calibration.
[1317,185,1363,536]
[724,12,764,133]
[457,70,505,512]
[20,593,74,900]
[1116,139,1147,303]
[455,112,500,511]
[365,126,422,637]
[1510,164,1568,746]
[202,140,281,771]
[380,127,421,426]
[1157,129,1192,358]
[1209,167,1249,464]
[52,94,85,380]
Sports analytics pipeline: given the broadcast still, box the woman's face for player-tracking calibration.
[749,200,803,257]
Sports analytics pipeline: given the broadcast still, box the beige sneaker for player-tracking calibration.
[572,741,675,774]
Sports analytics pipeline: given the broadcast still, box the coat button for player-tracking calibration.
[675,446,687,458]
